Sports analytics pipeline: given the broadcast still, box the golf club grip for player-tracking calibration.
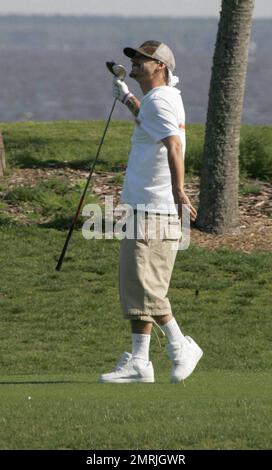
[55,99,117,271]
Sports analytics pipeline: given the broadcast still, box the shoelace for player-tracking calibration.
[152,320,166,348]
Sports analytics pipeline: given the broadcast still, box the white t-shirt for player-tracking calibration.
[121,86,186,214]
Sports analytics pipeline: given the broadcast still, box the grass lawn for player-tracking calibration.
[0,120,271,178]
[0,227,271,449]
[0,120,271,449]
[0,371,271,450]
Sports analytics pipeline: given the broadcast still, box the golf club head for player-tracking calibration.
[106,61,127,81]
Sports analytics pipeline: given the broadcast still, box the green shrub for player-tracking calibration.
[2,178,96,225]
[4,186,43,204]
[239,127,272,180]
[185,124,204,175]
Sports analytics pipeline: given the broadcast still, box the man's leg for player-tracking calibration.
[99,319,154,383]
[155,314,203,383]
[131,320,153,334]
[131,320,152,366]
[130,315,188,368]
[155,314,187,346]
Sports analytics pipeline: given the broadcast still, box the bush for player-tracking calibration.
[239,127,272,180]
[185,125,272,181]
[185,124,205,175]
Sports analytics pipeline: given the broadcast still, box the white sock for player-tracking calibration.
[132,334,150,364]
[161,318,187,346]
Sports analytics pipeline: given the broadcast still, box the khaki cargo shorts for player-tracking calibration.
[119,212,181,322]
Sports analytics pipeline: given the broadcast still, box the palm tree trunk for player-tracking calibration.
[196,0,255,234]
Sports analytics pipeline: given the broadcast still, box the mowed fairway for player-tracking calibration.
[0,228,271,449]
[0,371,271,450]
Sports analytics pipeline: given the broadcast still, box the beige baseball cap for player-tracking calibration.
[123,40,176,72]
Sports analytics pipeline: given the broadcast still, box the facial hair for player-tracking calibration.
[129,62,145,79]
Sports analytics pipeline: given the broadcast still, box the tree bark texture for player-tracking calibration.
[197,0,255,233]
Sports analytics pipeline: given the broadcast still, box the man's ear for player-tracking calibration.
[154,61,166,76]
[157,62,165,71]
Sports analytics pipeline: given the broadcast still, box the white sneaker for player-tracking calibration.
[99,352,155,383]
[167,336,203,383]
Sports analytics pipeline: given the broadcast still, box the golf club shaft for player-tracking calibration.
[55,98,117,271]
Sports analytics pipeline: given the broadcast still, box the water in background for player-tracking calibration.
[0,16,271,124]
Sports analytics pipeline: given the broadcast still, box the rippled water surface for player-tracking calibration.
[0,16,270,124]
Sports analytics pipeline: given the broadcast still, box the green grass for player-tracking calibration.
[0,371,271,450]
[239,179,262,196]
[1,121,271,179]
[0,226,271,449]
[0,120,271,449]
[0,227,271,374]
[0,120,132,173]
[1,176,96,228]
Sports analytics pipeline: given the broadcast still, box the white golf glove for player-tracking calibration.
[113,77,133,104]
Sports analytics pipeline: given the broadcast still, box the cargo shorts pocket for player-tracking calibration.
[163,219,182,240]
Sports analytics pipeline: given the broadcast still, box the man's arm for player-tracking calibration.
[125,95,140,117]
[162,135,197,221]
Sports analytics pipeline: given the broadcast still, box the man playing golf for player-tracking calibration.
[100,40,203,383]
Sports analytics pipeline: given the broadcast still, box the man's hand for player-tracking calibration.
[175,188,197,222]
[113,77,133,104]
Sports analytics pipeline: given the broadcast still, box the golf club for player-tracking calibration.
[55,62,127,271]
